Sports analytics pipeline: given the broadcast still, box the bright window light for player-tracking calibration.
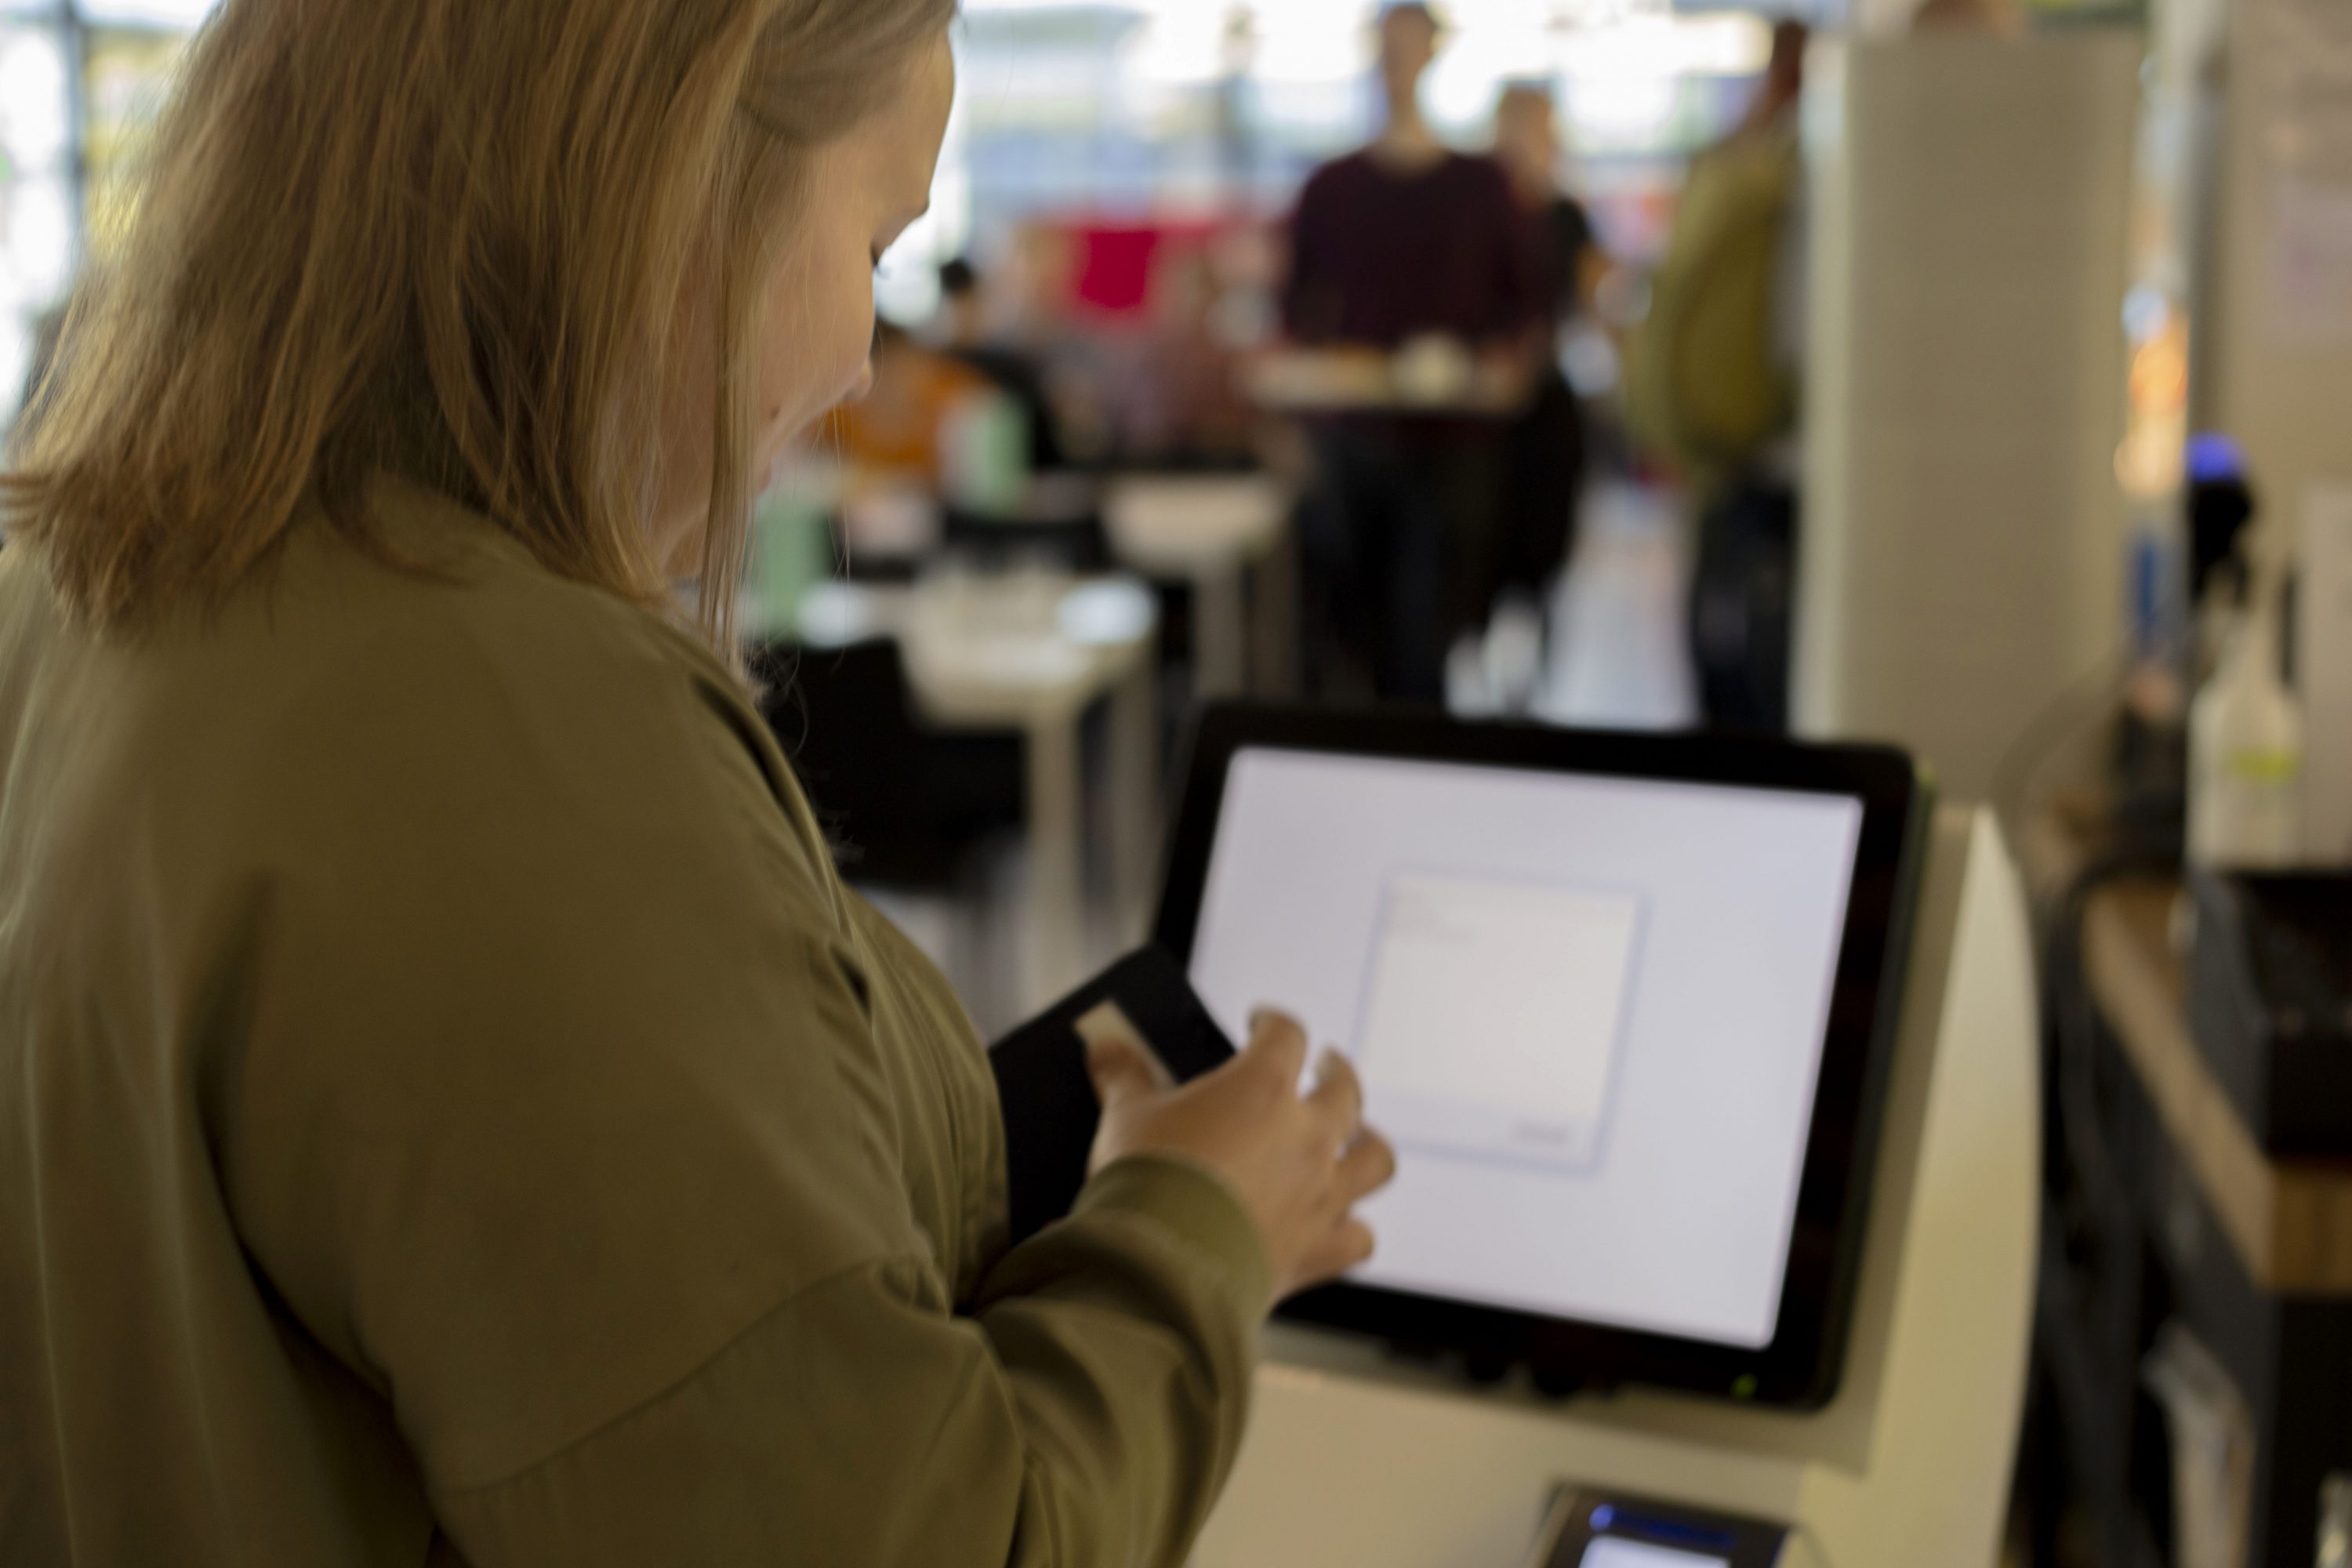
[1127,0,1228,88]
[74,0,222,27]
[1428,14,1561,130]
[2,175,74,310]
[0,317,28,432]
[0,27,71,169]
[1561,11,1771,79]
[1253,0,1375,85]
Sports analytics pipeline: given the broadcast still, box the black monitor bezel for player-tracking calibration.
[1153,704,1931,1410]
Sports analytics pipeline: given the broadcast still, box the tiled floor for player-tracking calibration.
[1534,485,1697,732]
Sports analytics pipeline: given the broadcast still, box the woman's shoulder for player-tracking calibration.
[208,478,840,921]
[279,477,720,699]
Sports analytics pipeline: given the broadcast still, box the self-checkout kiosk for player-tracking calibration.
[1149,708,2039,1568]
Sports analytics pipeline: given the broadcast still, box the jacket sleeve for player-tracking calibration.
[431,1144,1271,1568]
[224,615,1270,1568]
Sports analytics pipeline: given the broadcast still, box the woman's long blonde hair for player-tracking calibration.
[2,0,953,649]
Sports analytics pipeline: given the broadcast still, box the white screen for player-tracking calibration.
[1581,1542,1730,1568]
[1189,750,1864,1350]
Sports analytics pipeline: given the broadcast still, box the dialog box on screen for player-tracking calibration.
[1353,874,1642,1169]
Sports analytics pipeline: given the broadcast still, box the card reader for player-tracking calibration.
[1526,1486,1791,1568]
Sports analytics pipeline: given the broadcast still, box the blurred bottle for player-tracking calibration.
[940,387,1031,519]
[748,460,839,637]
[2318,1474,2350,1568]
[2188,552,2304,869]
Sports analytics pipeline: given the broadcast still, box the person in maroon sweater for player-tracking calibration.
[1283,2,1541,703]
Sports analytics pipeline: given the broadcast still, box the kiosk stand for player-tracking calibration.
[1193,808,2040,1568]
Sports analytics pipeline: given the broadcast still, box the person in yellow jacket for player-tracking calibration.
[1626,20,1809,731]
[0,4,1396,1565]
[1625,24,1806,501]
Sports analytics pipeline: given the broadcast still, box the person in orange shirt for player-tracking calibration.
[825,318,991,488]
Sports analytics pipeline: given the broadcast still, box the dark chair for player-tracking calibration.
[749,639,1024,893]
[939,506,1112,575]
[825,511,926,586]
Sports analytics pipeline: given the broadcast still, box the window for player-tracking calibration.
[0,0,213,432]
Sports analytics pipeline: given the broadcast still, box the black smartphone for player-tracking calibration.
[988,945,1239,1247]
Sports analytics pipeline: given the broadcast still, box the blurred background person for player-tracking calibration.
[1487,81,1604,708]
[1123,249,1259,472]
[829,319,993,492]
[937,256,1068,474]
[1003,223,1117,468]
[1283,1,1542,704]
[827,318,1040,553]
[1629,19,1809,734]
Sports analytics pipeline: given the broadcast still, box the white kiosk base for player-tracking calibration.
[1193,808,2040,1568]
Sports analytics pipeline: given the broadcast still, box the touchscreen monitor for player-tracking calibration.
[1156,708,1927,1406]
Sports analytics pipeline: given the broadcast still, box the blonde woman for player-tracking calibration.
[0,4,1395,1565]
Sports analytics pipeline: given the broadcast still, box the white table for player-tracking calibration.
[1243,347,1531,420]
[796,575,1160,1011]
[1105,474,1294,702]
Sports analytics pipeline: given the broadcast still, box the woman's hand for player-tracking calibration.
[1082,1007,1399,1305]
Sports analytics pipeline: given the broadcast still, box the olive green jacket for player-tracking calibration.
[0,480,1269,1566]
